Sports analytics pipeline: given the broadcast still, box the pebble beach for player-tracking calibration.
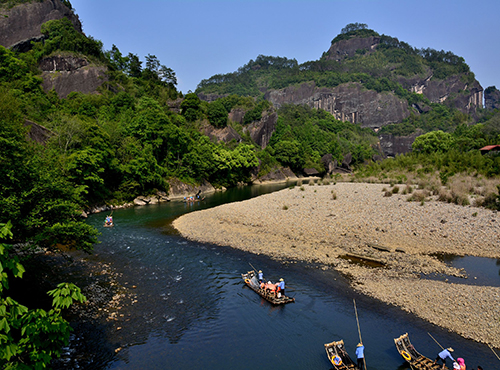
[173,182,500,348]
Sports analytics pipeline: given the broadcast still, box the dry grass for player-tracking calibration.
[346,170,500,209]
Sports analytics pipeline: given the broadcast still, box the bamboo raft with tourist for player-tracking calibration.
[324,339,358,369]
[241,270,294,305]
[394,333,447,370]
[103,214,114,227]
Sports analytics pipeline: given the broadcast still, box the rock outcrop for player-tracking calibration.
[0,0,81,51]
[398,74,483,115]
[265,82,410,129]
[167,178,215,199]
[228,108,246,124]
[202,124,242,144]
[242,109,277,148]
[485,86,500,111]
[323,36,380,62]
[253,167,297,183]
[200,108,278,149]
[379,131,423,157]
[39,55,108,98]
[24,119,52,144]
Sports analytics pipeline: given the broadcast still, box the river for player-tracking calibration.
[57,183,498,369]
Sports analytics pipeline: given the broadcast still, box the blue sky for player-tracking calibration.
[70,0,499,96]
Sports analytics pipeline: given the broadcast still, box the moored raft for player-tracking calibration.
[394,333,446,370]
[324,339,357,369]
[241,271,295,305]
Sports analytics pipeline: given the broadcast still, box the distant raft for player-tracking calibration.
[394,333,448,370]
[241,271,295,305]
[324,339,357,369]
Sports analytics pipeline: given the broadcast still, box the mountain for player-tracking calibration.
[196,26,483,133]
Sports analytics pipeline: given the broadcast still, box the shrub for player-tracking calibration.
[407,189,430,202]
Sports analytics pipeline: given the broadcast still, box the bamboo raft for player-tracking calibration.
[324,340,357,369]
[394,333,448,370]
[241,271,295,305]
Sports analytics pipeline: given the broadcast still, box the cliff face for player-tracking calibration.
[242,109,277,148]
[39,55,108,98]
[485,86,500,111]
[398,74,483,115]
[0,0,81,51]
[379,131,423,157]
[265,82,410,129]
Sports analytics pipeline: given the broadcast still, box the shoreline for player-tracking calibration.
[173,182,500,348]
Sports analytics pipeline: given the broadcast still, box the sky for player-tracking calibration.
[69,0,500,96]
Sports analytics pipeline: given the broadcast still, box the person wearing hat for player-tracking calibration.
[355,342,365,369]
[277,278,285,296]
[258,270,264,283]
[456,357,466,370]
[435,347,455,369]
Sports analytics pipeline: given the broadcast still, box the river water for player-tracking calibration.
[67,183,497,370]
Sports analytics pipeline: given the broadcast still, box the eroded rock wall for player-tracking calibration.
[0,0,81,51]
[398,74,483,115]
[379,131,423,157]
[485,86,500,111]
[265,82,410,129]
[242,109,277,148]
[40,55,107,98]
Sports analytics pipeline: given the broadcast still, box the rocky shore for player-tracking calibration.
[173,182,500,348]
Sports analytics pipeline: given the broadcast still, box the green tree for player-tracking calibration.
[0,222,87,369]
[125,53,142,78]
[273,140,304,172]
[180,93,202,122]
[32,18,104,61]
[207,100,228,127]
[412,130,455,154]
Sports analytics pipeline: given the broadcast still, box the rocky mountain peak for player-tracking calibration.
[322,35,381,62]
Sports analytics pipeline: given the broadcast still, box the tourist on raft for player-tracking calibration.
[105,215,113,226]
[456,358,466,370]
[258,270,264,283]
[435,347,455,369]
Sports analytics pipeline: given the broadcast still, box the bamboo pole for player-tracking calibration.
[354,299,367,370]
[428,332,445,351]
[488,343,500,362]
[248,262,258,273]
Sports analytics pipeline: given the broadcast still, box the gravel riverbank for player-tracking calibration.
[173,182,500,348]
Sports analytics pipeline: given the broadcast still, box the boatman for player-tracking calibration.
[278,278,285,296]
[356,343,365,369]
[258,270,264,283]
[435,347,455,369]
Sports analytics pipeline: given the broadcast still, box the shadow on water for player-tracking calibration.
[53,183,499,370]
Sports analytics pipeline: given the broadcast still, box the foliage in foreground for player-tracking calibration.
[0,222,87,369]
